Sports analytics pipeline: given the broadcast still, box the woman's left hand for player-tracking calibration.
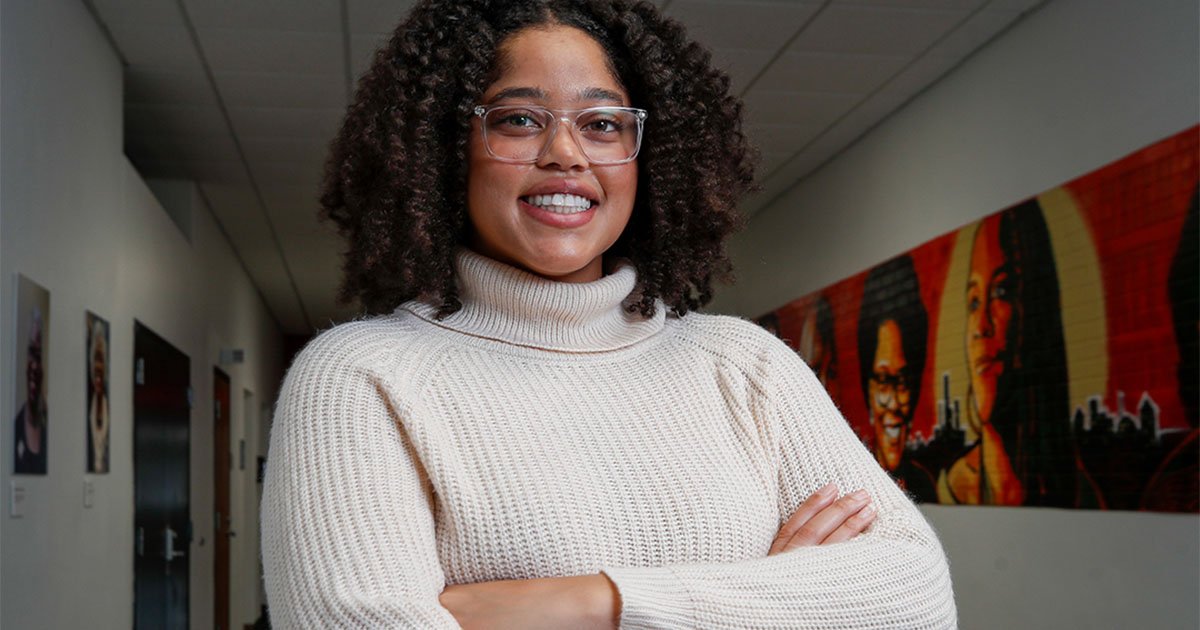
[768,483,876,554]
[439,573,619,630]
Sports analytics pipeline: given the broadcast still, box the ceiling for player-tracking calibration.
[84,0,1045,335]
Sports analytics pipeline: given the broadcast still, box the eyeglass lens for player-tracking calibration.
[481,106,642,164]
[872,372,911,405]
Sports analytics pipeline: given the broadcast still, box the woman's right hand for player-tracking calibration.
[768,483,876,555]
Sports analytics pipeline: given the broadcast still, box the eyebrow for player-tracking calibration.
[488,86,627,105]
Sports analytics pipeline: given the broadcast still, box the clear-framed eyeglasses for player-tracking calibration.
[473,104,648,165]
[870,371,912,408]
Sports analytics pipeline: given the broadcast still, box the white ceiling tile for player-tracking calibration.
[707,48,775,93]
[182,0,341,32]
[200,182,260,216]
[756,151,796,178]
[866,52,961,112]
[239,249,310,332]
[925,7,1022,59]
[745,123,824,155]
[90,0,186,27]
[350,32,392,81]
[133,158,249,185]
[196,28,343,75]
[346,0,417,33]
[666,0,822,51]
[741,89,861,126]
[832,0,985,8]
[214,72,347,109]
[249,159,324,186]
[126,132,241,163]
[790,5,968,55]
[106,22,204,71]
[200,182,310,332]
[229,107,344,139]
[242,138,331,166]
[753,51,910,93]
[125,67,216,106]
[989,0,1045,12]
[125,103,230,138]
[259,185,324,219]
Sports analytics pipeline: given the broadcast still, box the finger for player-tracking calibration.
[782,489,871,551]
[820,503,876,545]
[769,483,837,554]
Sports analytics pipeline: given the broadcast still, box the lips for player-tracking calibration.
[973,355,1002,376]
[518,179,601,228]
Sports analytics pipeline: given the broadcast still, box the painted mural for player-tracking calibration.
[758,127,1198,512]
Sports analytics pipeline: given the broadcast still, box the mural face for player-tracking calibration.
[758,126,1199,512]
[870,319,912,471]
[965,216,1015,427]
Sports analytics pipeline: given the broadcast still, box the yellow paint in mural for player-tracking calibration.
[1039,186,1108,414]
[934,226,976,441]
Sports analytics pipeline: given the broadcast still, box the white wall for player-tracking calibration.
[0,1,284,628]
[712,0,1199,628]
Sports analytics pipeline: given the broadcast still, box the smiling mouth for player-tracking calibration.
[519,193,596,215]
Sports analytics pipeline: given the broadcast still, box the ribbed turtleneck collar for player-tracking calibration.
[400,249,666,352]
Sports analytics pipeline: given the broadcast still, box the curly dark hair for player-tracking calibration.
[320,0,756,318]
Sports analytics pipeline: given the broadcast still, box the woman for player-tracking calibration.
[941,200,1077,506]
[86,318,110,474]
[261,1,955,627]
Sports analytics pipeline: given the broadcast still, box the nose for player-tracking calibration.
[537,117,589,171]
[973,297,995,339]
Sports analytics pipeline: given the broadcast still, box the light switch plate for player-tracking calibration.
[9,481,26,518]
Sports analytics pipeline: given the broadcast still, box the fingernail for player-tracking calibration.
[860,504,877,519]
[851,489,869,502]
[817,483,836,497]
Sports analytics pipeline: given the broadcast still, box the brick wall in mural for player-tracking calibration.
[757,127,1198,511]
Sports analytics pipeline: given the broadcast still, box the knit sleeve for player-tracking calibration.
[602,326,956,629]
[259,328,460,629]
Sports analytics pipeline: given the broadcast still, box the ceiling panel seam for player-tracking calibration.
[80,0,129,68]
[173,0,315,332]
[747,0,999,217]
[194,186,287,333]
[736,0,834,98]
[339,0,354,104]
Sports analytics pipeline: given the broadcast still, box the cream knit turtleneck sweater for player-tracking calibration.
[261,250,956,629]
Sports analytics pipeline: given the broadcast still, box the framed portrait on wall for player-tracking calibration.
[86,311,110,473]
[13,274,50,475]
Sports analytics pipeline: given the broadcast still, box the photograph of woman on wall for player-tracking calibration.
[13,276,49,476]
[86,312,110,474]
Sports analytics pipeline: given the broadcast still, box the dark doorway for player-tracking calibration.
[213,368,231,630]
[134,321,191,629]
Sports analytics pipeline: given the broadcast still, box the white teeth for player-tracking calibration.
[524,193,593,212]
[885,426,901,439]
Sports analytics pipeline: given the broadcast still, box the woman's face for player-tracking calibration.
[92,343,106,392]
[467,25,637,283]
[965,216,1016,423]
[869,319,910,471]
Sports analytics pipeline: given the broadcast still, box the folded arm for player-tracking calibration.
[599,334,957,629]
